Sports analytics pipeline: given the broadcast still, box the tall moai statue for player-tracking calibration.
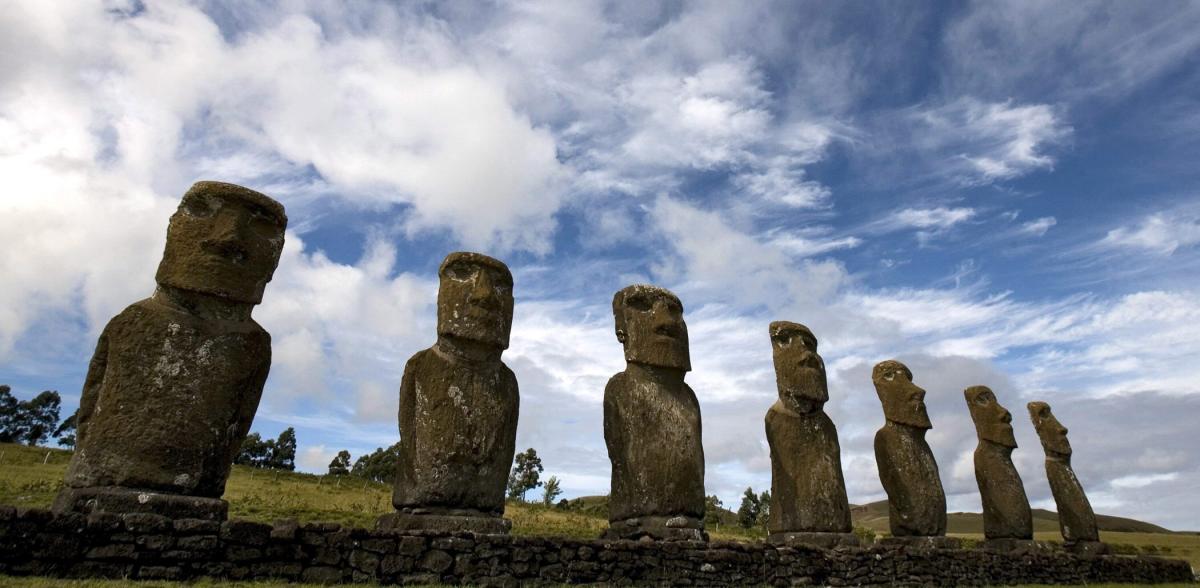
[964,386,1033,550]
[1028,401,1107,555]
[872,360,957,547]
[54,181,287,520]
[603,285,706,541]
[764,322,858,547]
[380,252,519,535]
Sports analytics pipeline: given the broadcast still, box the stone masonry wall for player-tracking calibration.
[0,506,1192,586]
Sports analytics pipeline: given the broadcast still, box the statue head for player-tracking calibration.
[872,359,931,429]
[769,321,827,414]
[964,386,1016,448]
[612,284,690,371]
[1027,401,1072,458]
[436,252,514,349]
[155,181,287,304]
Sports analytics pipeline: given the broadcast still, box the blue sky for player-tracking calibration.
[3,1,1200,529]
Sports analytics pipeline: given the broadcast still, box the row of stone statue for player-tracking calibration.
[50,181,1103,555]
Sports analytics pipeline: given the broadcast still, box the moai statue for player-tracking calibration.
[603,285,706,541]
[379,252,519,535]
[1028,401,1107,555]
[54,181,287,520]
[764,322,858,547]
[872,360,957,548]
[964,386,1033,550]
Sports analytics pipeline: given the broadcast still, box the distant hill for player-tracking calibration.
[849,500,1173,535]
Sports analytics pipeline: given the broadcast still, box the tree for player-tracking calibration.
[235,428,297,470]
[737,487,761,529]
[0,385,17,443]
[235,433,274,468]
[55,409,79,448]
[506,447,544,501]
[757,490,772,527]
[328,450,351,476]
[270,427,297,471]
[704,494,724,528]
[351,442,401,484]
[540,475,563,506]
[13,390,61,446]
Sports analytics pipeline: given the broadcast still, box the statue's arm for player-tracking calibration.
[227,341,271,462]
[75,321,113,445]
[602,376,623,459]
[397,356,418,442]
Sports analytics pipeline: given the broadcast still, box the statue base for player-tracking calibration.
[977,538,1046,553]
[52,486,228,520]
[602,515,708,542]
[1066,540,1109,557]
[376,512,511,535]
[877,536,962,550]
[768,531,861,548]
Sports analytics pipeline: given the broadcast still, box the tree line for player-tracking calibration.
[0,385,75,447]
[322,444,564,506]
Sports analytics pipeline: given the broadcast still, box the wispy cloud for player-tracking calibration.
[1102,212,1200,255]
[914,98,1071,185]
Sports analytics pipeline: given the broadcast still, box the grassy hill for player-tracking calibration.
[849,500,1173,535]
[2,442,1198,567]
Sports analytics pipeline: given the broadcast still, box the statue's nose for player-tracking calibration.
[468,271,499,308]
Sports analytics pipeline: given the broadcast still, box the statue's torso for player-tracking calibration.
[765,403,850,533]
[393,347,519,514]
[974,442,1033,539]
[604,370,704,521]
[1045,457,1099,543]
[874,423,946,536]
[66,298,270,497]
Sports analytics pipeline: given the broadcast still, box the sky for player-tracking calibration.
[2,0,1200,530]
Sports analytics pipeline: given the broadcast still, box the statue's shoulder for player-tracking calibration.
[765,400,791,423]
[403,346,438,373]
[603,371,632,403]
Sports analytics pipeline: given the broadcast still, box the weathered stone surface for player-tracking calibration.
[1028,401,1102,547]
[54,487,228,521]
[56,181,286,519]
[872,360,946,537]
[877,536,962,550]
[0,507,1193,587]
[389,252,518,532]
[764,322,852,541]
[377,512,511,535]
[964,386,1032,540]
[767,531,860,548]
[604,285,706,541]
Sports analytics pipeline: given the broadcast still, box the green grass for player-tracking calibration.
[3,442,1199,569]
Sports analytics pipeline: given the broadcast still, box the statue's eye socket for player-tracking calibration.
[773,335,790,346]
[667,301,682,314]
[445,263,475,281]
[492,272,513,294]
[626,296,652,311]
[884,372,895,381]
[183,195,215,218]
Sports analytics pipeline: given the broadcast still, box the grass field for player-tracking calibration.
[3,442,1198,570]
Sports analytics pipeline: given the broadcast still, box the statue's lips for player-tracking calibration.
[201,241,249,265]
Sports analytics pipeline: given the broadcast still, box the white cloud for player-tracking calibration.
[892,207,977,230]
[915,98,1070,184]
[943,2,1200,101]
[1102,212,1200,255]
[297,443,336,472]
[1019,216,1057,236]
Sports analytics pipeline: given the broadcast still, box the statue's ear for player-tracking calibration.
[615,329,627,343]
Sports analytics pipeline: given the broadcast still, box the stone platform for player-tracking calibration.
[0,505,1191,586]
